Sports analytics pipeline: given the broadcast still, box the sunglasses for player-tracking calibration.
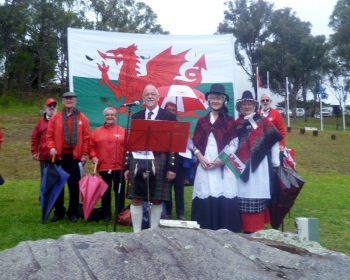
[47,104,57,108]
[261,99,270,103]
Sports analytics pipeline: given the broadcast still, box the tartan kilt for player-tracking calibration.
[127,153,171,201]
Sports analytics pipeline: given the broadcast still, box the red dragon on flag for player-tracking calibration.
[96,44,207,114]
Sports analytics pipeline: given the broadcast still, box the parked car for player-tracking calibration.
[314,108,332,118]
[296,108,305,117]
[282,109,292,117]
[321,108,332,117]
[276,107,285,116]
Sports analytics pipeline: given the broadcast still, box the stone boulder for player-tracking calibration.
[0,228,349,279]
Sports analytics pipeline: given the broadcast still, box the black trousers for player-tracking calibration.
[165,162,186,216]
[53,154,81,217]
[99,170,124,216]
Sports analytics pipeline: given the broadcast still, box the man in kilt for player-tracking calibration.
[124,84,177,233]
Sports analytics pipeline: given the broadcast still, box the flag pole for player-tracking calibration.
[286,77,290,128]
[256,66,259,99]
[319,80,323,131]
[342,81,346,131]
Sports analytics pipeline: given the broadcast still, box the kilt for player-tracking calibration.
[127,153,171,201]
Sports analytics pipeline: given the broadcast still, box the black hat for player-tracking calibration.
[205,83,229,102]
[235,90,259,112]
[62,91,77,98]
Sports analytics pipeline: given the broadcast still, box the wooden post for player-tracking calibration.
[300,128,305,134]
[313,130,318,136]
[331,135,336,140]
[287,126,292,133]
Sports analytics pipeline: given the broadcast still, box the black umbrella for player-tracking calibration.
[269,167,305,230]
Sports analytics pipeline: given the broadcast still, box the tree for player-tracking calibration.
[217,0,274,98]
[87,0,168,34]
[0,0,168,93]
[259,8,328,120]
[329,0,350,76]
[0,1,30,93]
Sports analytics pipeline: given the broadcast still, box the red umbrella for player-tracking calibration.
[79,163,108,221]
[157,85,208,112]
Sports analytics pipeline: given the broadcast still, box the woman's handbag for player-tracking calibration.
[117,205,131,226]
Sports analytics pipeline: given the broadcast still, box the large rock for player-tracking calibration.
[0,228,349,280]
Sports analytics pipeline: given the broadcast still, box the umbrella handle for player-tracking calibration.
[51,155,55,163]
[93,162,97,175]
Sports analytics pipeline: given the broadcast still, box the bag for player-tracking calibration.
[134,159,156,196]
[141,201,167,229]
[117,205,131,226]
[0,174,4,185]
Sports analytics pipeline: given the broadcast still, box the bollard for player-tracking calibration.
[295,217,319,242]
[331,135,336,140]
[313,130,318,136]
[300,128,305,134]
[287,127,292,133]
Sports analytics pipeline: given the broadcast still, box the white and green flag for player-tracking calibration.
[67,28,236,131]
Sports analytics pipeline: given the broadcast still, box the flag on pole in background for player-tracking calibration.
[67,28,236,132]
[319,84,324,99]
[257,69,262,88]
[218,145,245,178]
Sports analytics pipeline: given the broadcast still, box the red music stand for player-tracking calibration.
[128,120,190,152]
[127,119,190,223]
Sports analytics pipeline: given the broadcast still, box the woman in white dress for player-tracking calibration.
[191,84,241,232]
[235,90,282,233]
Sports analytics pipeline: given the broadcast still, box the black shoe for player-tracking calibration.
[69,215,78,223]
[50,214,64,222]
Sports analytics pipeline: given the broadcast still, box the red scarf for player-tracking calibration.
[193,113,236,155]
[235,113,282,182]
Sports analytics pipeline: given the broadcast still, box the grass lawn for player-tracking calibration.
[0,96,349,254]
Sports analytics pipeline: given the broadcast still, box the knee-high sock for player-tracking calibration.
[130,204,143,233]
[150,204,163,229]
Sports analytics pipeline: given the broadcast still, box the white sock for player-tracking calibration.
[150,204,163,229]
[130,204,143,233]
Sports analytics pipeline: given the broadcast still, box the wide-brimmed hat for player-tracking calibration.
[45,98,57,105]
[235,90,259,112]
[62,91,77,98]
[205,83,229,102]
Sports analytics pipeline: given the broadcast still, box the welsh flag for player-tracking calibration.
[218,145,245,178]
[67,28,236,133]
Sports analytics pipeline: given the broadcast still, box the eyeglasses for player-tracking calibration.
[143,93,158,97]
[47,104,57,108]
[104,114,116,117]
[261,99,270,103]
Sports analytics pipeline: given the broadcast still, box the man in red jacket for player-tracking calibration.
[31,98,58,187]
[46,92,90,223]
[258,93,286,164]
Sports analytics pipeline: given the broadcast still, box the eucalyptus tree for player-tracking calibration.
[0,0,30,92]
[259,8,328,119]
[87,0,168,34]
[329,0,350,76]
[217,0,274,98]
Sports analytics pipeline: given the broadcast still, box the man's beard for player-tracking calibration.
[46,108,57,117]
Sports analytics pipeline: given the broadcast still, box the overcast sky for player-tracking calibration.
[142,0,337,37]
[142,0,341,105]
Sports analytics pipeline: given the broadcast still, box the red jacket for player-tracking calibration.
[89,123,126,172]
[46,110,90,160]
[258,108,286,147]
[31,114,51,160]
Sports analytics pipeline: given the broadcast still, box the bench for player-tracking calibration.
[300,127,318,136]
